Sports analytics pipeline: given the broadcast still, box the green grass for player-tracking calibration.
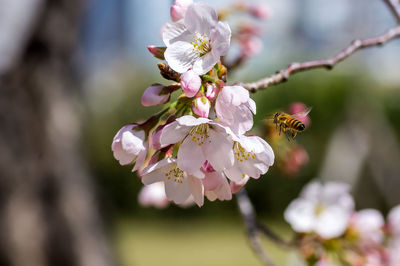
[114,216,295,266]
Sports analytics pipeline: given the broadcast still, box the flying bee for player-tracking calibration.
[272,107,312,139]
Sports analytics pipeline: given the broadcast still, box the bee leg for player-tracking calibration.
[291,131,297,139]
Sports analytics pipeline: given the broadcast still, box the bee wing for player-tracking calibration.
[292,106,312,119]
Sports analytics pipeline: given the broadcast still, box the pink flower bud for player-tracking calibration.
[151,128,163,150]
[170,0,193,21]
[180,69,201,98]
[240,36,263,58]
[288,102,311,126]
[147,45,166,60]
[249,3,271,20]
[206,83,218,101]
[192,96,210,118]
[141,84,170,107]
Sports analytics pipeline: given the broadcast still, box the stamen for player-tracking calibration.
[233,142,255,162]
[165,167,186,184]
[190,32,211,56]
[188,124,210,146]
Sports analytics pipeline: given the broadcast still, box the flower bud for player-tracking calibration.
[180,69,201,98]
[206,83,218,101]
[141,84,170,107]
[170,0,193,21]
[147,45,166,60]
[192,96,210,118]
[112,124,146,166]
[249,3,271,20]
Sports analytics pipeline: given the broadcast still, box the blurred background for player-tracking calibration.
[0,0,399,265]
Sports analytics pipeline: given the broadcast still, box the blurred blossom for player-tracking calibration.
[248,3,272,20]
[180,69,202,97]
[112,124,147,171]
[170,0,193,21]
[230,175,249,194]
[387,204,400,236]
[239,36,263,58]
[192,96,211,118]
[350,209,384,245]
[284,181,355,239]
[388,239,400,266]
[138,182,169,209]
[163,2,231,74]
[284,145,309,176]
[289,102,311,126]
[141,84,170,107]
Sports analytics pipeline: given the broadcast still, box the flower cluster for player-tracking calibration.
[112,0,274,208]
[284,180,400,265]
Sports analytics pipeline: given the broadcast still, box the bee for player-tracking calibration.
[273,107,312,139]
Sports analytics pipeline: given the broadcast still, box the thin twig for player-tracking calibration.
[236,189,293,265]
[383,0,400,23]
[239,26,400,93]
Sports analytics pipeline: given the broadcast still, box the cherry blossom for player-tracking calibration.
[141,158,204,207]
[160,115,235,175]
[138,182,169,209]
[192,96,210,118]
[224,134,274,182]
[350,209,384,245]
[180,69,201,97]
[112,124,147,171]
[284,181,355,239]
[215,85,256,135]
[205,83,218,101]
[170,0,193,21]
[388,204,400,236]
[163,2,231,75]
[201,162,231,201]
[141,84,170,107]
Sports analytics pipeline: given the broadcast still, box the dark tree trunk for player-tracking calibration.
[0,1,114,266]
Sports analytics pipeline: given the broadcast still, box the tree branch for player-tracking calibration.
[239,26,400,93]
[383,0,400,23]
[236,189,293,265]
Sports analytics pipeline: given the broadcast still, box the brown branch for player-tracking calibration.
[383,0,400,23]
[236,189,293,266]
[239,26,400,93]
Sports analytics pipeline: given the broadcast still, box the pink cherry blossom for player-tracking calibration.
[163,2,231,75]
[215,85,256,135]
[201,161,232,201]
[170,0,193,21]
[160,115,235,175]
[224,135,274,183]
[141,84,170,107]
[192,96,210,118]
[141,158,204,207]
[112,124,147,171]
[138,182,169,209]
[205,83,218,101]
[284,181,355,239]
[249,3,271,20]
[240,36,263,58]
[180,69,201,97]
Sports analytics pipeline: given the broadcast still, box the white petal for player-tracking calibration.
[184,2,217,34]
[142,167,167,185]
[315,206,351,239]
[224,165,245,182]
[247,98,257,115]
[177,135,206,174]
[142,158,176,176]
[188,176,204,207]
[300,181,323,201]
[284,198,316,233]
[388,205,400,235]
[162,20,189,46]
[165,176,191,204]
[164,41,199,73]
[160,121,191,146]
[204,128,234,172]
[112,142,136,165]
[210,21,231,56]
[121,130,145,155]
[176,115,210,126]
[192,51,219,75]
[132,143,147,172]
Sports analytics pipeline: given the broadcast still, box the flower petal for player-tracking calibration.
[315,206,350,239]
[188,176,204,207]
[177,134,206,174]
[162,20,190,46]
[210,21,231,56]
[176,115,210,126]
[132,142,148,172]
[284,198,315,233]
[192,51,219,75]
[224,165,245,183]
[165,177,191,204]
[160,121,191,146]
[165,41,199,73]
[184,2,217,34]
[204,128,234,172]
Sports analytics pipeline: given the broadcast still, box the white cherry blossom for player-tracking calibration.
[160,115,235,175]
[284,181,355,239]
[224,135,274,183]
[215,85,256,135]
[141,158,204,207]
[138,182,169,209]
[388,204,400,236]
[163,2,231,75]
[350,209,384,245]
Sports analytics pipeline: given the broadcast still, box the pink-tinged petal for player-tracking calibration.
[300,181,322,201]
[388,205,400,235]
[142,158,176,176]
[352,209,384,244]
[188,176,204,207]
[184,2,218,34]
[192,96,210,118]
[177,135,206,174]
[141,167,166,185]
[192,51,219,75]
[218,85,250,107]
[205,191,218,201]
[210,21,231,56]
[202,171,224,191]
[180,69,201,97]
[132,142,148,172]
[216,179,232,201]
[138,182,169,209]
[284,198,315,233]
[176,115,210,126]
[224,165,245,183]
[121,130,145,155]
[315,206,350,239]
[165,41,199,74]
[165,177,191,204]
[160,121,191,146]
[206,83,218,102]
[231,105,254,135]
[247,98,256,114]
[162,20,188,46]
[112,142,136,165]
[230,175,249,194]
[170,0,193,21]
[204,128,234,172]
[141,84,169,107]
